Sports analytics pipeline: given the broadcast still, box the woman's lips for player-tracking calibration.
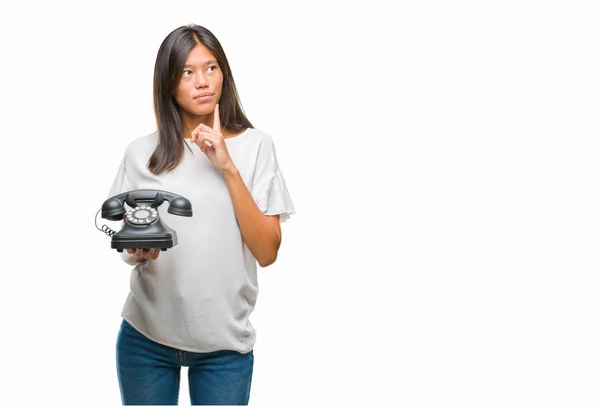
[194,93,213,102]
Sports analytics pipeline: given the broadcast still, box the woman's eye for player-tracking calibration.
[183,70,192,77]
[208,66,217,72]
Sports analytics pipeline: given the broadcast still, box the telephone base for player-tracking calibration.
[111,234,178,252]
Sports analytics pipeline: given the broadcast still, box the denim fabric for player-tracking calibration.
[116,319,254,405]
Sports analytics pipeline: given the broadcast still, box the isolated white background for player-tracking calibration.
[0,0,598,406]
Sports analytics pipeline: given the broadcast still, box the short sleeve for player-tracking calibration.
[107,155,132,198]
[251,137,296,223]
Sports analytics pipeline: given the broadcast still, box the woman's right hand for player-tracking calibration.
[126,248,161,261]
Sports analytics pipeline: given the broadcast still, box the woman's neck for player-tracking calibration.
[181,111,215,139]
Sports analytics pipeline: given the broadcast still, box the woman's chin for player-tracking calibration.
[182,105,213,117]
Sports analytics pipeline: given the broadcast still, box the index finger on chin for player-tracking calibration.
[213,103,221,132]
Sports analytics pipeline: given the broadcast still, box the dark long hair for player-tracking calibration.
[148,24,253,174]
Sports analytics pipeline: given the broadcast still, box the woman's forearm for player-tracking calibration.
[223,166,281,267]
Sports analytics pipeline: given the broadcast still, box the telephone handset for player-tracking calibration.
[98,189,193,252]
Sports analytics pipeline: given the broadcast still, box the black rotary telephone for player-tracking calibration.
[97,189,193,252]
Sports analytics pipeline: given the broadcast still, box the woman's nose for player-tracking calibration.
[195,73,208,88]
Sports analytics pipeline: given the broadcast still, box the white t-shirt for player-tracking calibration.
[107,128,295,353]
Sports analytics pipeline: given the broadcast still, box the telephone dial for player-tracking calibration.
[96,189,193,252]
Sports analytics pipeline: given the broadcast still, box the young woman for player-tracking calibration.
[107,24,295,405]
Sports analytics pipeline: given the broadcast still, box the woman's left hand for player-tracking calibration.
[191,104,236,173]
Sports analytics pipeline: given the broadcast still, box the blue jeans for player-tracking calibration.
[116,319,254,405]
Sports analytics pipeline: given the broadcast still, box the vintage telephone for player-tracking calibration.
[96,189,193,252]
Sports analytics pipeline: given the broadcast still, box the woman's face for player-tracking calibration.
[175,43,223,117]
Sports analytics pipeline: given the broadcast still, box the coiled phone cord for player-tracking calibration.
[95,208,118,237]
